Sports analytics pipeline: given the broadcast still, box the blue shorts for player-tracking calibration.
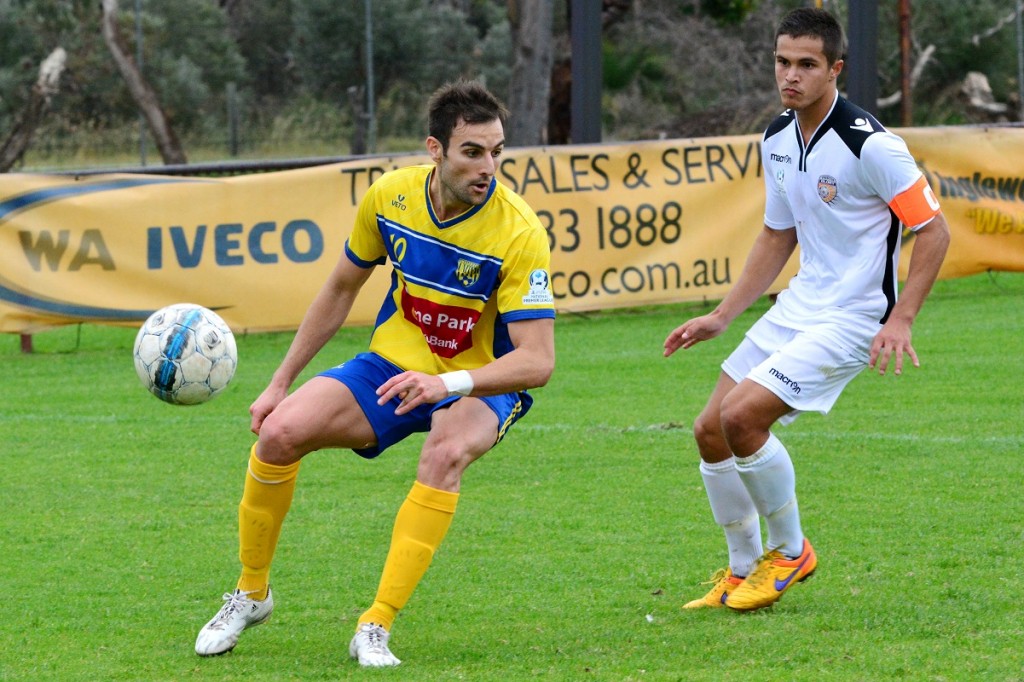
[317,352,533,459]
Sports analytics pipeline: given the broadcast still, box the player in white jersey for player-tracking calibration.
[664,7,950,611]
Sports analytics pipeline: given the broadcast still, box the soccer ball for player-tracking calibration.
[133,303,238,405]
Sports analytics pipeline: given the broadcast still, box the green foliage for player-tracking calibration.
[367,3,480,139]
[3,0,1023,166]
[260,92,351,152]
[289,0,362,103]
[701,0,760,26]
[1,272,1023,680]
[226,0,296,102]
[603,42,665,93]
[0,0,246,135]
[476,14,512,102]
[466,0,509,37]
[875,0,1022,125]
[290,0,504,140]
[0,1,57,124]
[138,0,246,131]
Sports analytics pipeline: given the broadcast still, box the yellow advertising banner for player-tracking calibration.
[900,126,1024,277]
[498,136,769,312]
[1,127,1022,335]
[0,164,391,333]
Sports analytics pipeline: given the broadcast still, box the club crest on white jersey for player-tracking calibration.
[817,175,838,204]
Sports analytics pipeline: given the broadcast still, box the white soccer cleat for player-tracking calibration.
[195,587,274,656]
[349,622,401,667]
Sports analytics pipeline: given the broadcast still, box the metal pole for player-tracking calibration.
[847,0,879,115]
[899,0,912,125]
[570,0,602,143]
[135,0,146,166]
[364,0,376,153]
[1016,0,1024,122]
[227,82,238,156]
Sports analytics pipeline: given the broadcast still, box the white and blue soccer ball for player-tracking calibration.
[133,303,237,405]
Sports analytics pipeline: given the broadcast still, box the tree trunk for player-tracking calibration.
[100,0,187,165]
[507,0,554,146]
[0,47,66,172]
[547,57,571,145]
[546,1,631,145]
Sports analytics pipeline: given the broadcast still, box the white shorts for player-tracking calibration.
[721,317,871,425]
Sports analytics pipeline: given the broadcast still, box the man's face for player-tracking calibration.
[774,34,842,112]
[429,118,504,212]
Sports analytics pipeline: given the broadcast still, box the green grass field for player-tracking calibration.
[2,272,1022,681]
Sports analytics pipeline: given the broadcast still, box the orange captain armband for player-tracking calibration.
[889,175,941,228]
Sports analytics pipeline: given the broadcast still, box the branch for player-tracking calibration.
[971,2,1023,46]
[100,0,187,164]
[0,47,67,172]
[878,44,936,108]
[38,47,67,96]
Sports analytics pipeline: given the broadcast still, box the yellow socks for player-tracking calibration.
[236,444,300,600]
[233,453,456,630]
[358,481,459,631]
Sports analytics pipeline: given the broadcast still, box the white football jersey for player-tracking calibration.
[761,93,940,333]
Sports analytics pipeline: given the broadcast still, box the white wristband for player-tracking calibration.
[439,370,474,397]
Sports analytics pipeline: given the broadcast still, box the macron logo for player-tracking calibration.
[768,367,801,394]
[850,118,874,133]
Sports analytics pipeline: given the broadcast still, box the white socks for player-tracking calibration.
[734,432,804,558]
[699,458,762,577]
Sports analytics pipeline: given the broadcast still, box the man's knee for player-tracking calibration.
[693,411,721,452]
[256,415,308,465]
[419,437,471,472]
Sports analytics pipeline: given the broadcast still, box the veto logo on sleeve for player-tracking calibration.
[401,290,480,358]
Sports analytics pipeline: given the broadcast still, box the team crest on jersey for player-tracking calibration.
[455,259,481,287]
[817,175,838,204]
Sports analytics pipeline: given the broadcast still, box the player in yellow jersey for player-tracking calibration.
[195,81,555,667]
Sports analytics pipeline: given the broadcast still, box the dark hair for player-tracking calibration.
[775,8,846,65]
[427,80,509,152]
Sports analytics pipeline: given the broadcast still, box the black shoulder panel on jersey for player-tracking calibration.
[826,97,885,159]
[763,110,793,141]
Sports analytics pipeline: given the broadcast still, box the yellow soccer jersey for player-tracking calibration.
[345,164,555,374]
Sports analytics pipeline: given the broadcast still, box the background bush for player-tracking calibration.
[1,0,1021,170]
